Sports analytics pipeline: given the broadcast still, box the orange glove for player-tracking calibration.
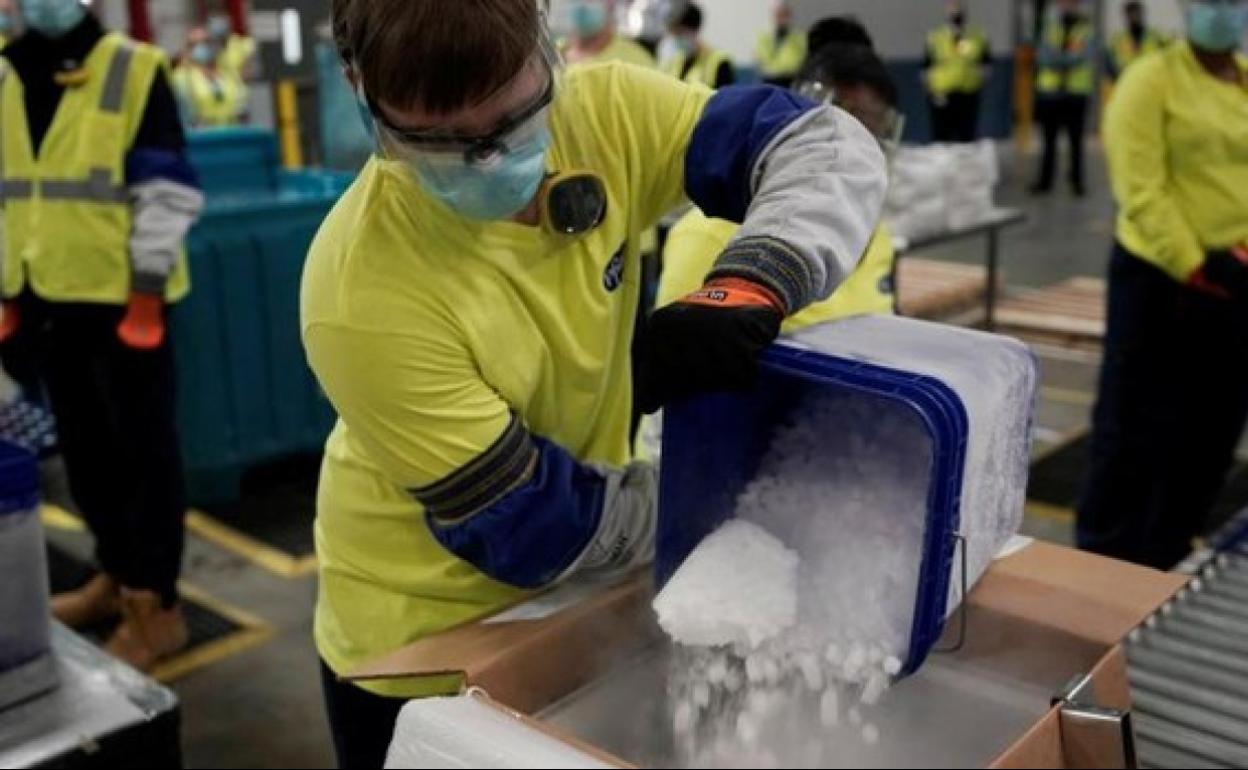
[117,293,166,350]
[0,301,19,343]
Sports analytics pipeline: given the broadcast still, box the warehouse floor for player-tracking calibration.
[37,143,1184,768]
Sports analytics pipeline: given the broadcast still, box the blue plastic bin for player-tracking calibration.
[186,127,282,197]
[655,316,1037,676]
[175,129,356,504]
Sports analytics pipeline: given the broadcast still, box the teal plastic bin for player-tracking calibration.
[176,129,355,504]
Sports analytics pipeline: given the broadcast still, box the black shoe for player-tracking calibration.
[1029,183,1052,196]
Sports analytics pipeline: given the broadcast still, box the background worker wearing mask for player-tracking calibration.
[1106,1,1170,82]
[663,19,900,330]
[306,0,886,764]
[172,26,247,127]
[208,12,256,84]
[0,0,204,669]
[664,2,735,88]
[755,1,806,88]
[1032,0,1096,196]
[1078,0,1248,570]
[564,0,654,68]
[923,1,991,143]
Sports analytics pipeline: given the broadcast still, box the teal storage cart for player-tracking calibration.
[176,129,354,504]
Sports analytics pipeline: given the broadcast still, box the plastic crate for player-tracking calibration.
[174,159,354,505]
[186,127,281,197]
[655,315,1036,674]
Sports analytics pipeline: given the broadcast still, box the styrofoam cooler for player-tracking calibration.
[656,315,1037,675]
[0,440,57,709]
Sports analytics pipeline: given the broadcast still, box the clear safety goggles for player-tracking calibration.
[794,79,906,159]
[361,25,563,168]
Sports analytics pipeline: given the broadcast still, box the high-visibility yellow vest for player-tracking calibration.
[1,32,189,304]
[1109,28,1167,77]
[756,29,807,79]
[664,47,732,88]
[926,25,989,96]
[1037,18,1096,95]
[172,64,246,127]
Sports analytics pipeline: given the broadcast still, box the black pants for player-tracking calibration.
[321,661,406,769]
[1034,94,1088,191]
[1077,245,1248,570]
[0,293,186,604]
[929,91,981,143]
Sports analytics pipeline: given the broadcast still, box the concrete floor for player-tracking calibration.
[42,142,1120,769]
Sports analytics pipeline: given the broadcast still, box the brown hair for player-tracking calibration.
[332,0,540,115]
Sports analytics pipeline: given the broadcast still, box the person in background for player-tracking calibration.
[664,2,734,88]
[756,0,806,88]
[309,0,886,763]
[1078,0,1248,571]
[1031,0,1096,196]
[564,0,655,68]
[0,0,16,46]
[209,12,256,83]
[208,11,255,119]
[662,17,900,335]
[1106,1,1169,82]
[923,0,990,143]
[0,0,204,670]
[172,26,247,127]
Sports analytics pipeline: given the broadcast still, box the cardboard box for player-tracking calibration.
[348,542,1187,768]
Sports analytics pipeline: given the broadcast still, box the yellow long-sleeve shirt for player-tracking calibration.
[1105,42,1248,281]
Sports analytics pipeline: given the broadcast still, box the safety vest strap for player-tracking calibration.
[99,43,134,113]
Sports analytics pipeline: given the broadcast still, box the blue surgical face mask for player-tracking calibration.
[411,127,551,220]
[571,1,609,37]
[190,42,215,66]
[20,0,86,38]
[1187,1,1248,53]
[0,11,13,34]
[208,16,231,41]
[675,34,697,56]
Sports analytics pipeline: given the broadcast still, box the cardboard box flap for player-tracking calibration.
[346,576,659,714]
[977,541,1187,646]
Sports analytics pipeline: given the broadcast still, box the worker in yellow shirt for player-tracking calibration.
[1031,0,1096,196]
[0,0,203,670]
[664,2,735,88]
[1106,1,1170,82]
[1079,0,1248,571]
[664,19,902,329]
[306,1,887,765]
[208,13,256,81]
[924,1,991,143]
[172,26,247,128]
[564,0,655,68]
[756,1,806,88]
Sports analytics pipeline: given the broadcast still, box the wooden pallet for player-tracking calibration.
[994,277,1106,347]
[896,258,990,321]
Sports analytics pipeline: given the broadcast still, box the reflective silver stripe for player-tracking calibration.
[1,179,34,200]
[40,169,129,203]
[99,44,134,113]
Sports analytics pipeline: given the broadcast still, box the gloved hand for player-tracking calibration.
[117,293,166,350]
[635,277,784,415]
[1189,246,1248,302]
[0,301,19,343]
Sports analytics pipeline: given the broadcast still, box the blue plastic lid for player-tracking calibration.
[0,440,40,516]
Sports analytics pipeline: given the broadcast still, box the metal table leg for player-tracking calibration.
[985,227,1000,331]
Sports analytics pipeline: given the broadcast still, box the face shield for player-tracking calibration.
[794,78,905,162]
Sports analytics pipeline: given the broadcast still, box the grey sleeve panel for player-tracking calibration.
[713,105,887,312]
[558,461,657,583]
[128,179,204,292]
